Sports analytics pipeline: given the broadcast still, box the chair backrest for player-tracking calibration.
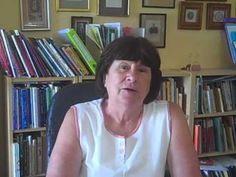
[46,81,100,163]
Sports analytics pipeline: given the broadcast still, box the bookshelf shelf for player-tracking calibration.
[11,77,78,83]
[198,150,236,158]
[194,110,236,118]
[13,127,46,134]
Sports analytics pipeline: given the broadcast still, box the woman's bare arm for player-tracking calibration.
[46,107,82,177]
[167,103,201,177]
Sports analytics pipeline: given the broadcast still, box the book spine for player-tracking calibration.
[62,46,89,75]
[34,40,60,77]
[66,29,96,75]
[0,29,17,77]
[37,39,66,77]
[0,32,12,76]
[10,35,31,77]
[45,38,75,77]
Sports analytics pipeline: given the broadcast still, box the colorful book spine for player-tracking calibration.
[58,28,97,75]
[61,45,89,76]
[0,32,12,76]
[0,29,17,77]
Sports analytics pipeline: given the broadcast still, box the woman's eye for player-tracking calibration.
[119,64,129,71]
[138,67,149,73]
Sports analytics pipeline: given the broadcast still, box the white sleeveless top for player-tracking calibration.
[73,99,171,177]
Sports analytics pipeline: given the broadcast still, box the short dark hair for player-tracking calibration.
[95,36,162,104]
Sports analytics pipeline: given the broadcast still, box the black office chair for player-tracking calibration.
[46,81,100,163]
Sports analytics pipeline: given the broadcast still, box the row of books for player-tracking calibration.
[85,22,121,51]
[13,134,46,177]
[12,84,62,130]
[200,156,236,177]
[84,23,145,61]
[0,23,147,78]
[195,76,236,114]
[194,116,236,154]
[157,78,186,113]
[0,28,95,78]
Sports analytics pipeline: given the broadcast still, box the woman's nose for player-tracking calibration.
[126,70,137,83]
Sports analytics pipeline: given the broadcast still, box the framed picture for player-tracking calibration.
[139,13,166,48]
[56,0,90,11]
[142,0,175,8]
[98,0,130,16]
[71,16,93,43]
[178,2,203,30]
[20,0,50,31]
[206,3,231,30]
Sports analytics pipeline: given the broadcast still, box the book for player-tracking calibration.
[12,142,20,177]
[224,23,236,64]
[0,31,12,76]
[41,38,75,77]
[61,45,89,76]
[10,33,36,77]
[0,29,18,77]
[194,124,201,154]
[58,28,97,75]
[86,24,104,51]
[32,38,60,77]
[20,33,50,77]
[123,27,145,37]
[12,30,40,77]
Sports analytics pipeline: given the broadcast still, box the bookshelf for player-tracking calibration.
[191,69,236,159]
[3,76,78,177]
[1,69,236,177]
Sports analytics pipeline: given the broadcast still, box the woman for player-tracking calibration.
[46,36,201,177]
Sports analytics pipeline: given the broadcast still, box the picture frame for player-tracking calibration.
[71,16,93,43]
[206,3,231,30]
[98,0,130,16]
[178,2,203,30]
[142,0,175,8]
[139,13,166,48]
[56,0,90,11]
[20,0,50,31]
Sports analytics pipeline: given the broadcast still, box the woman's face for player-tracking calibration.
[104,60,151,105]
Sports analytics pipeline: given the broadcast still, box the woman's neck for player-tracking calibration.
[103,98,143,122]
[102,99,144,137]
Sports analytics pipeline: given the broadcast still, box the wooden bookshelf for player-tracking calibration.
[2,69,236,177]
[3,76,78,177]
[191,69,236,158]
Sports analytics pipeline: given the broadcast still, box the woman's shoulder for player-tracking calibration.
[146,99,168,108]
[73,98,102,108]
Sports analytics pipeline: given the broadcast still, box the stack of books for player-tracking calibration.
[0,29,94,78]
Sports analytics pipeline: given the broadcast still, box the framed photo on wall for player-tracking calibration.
[206,3,231,29]
[139,13,166,48]
[20,0,50,31]
[142,0,175,8]
[71,16,93,43]
[98,0,130,16]
[178,2,203,30]
[56,0,90,11]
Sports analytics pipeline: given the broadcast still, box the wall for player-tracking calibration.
[0,0,236,70]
